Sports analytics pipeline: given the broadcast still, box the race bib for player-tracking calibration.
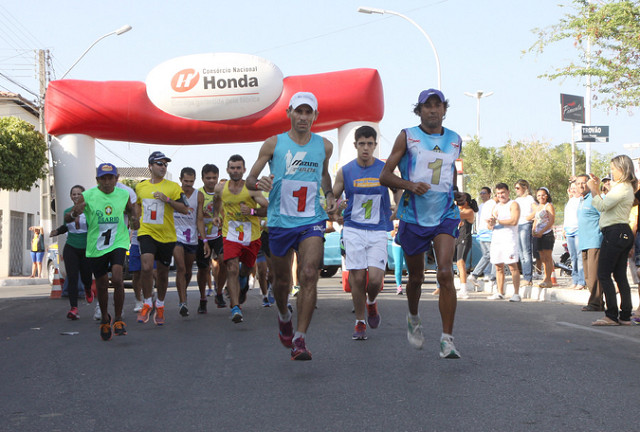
[142,198,164,224]
[96,223,118,251]
[352,194,381,225]
[410,148,455,193]
[227,220,251,246]
[280,179,317,218]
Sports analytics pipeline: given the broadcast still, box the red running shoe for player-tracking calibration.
[291,337,312,361]
[278,316,294,348]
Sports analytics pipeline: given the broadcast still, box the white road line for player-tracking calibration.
[557,321,640,344]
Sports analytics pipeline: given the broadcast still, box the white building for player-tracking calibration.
[0,92,44,277]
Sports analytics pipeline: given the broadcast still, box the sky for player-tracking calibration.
[2,0,639,187]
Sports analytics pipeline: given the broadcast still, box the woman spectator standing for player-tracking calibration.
[564,180,585,290]
[50,185,94,320]
[514,180,536,289]
[29,226,45,278]
[589,155,637,326]
[455,193,478,299]
[532,187,555,288]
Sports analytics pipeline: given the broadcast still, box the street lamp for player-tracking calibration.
[60,25,133,79]
[464,90,493,139]
[358,6,441,89]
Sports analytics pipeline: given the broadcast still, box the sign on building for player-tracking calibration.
[560,94,585,124]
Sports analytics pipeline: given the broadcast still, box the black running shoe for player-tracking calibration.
[198,299,207,314]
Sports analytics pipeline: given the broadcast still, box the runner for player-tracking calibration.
[332,125,392,340]
[247,91,336,360]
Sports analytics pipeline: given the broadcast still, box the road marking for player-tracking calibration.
[557,321,640,344]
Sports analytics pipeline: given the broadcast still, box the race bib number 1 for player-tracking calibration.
[142,198,164,224]
[352,194,381,225]
[227,220,251,246]
[280,179,317,218]
[96,223,118,251]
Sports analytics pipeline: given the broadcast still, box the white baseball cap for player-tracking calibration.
[289,92,318,111]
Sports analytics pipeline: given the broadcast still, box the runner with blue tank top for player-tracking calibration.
[247,92,336,361]
[380,88,462,359]
[332,125,392,341]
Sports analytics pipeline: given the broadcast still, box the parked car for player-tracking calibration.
[321,231,342,278]
[47,243,59,285]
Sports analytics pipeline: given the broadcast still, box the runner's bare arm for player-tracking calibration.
[380,131,429,195]
[247,136,276,191]
[322,138,336,213]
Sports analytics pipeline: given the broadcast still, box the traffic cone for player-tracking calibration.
[50,267,63,299]
[551,271,558,287]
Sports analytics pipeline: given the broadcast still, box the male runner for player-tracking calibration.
[247,91,336,361]
[71,163,139,340]
[196,164,227,312]
[380,88,462,359]
[214,155,268,323]
[135,151,189,326]
[332,125,392,340]
[173,167,200,317]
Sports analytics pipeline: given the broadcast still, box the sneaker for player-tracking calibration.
[467,274,479,289]
[153,306,165,325]
[292,286,300,297]
[214,294,226,308]
[179,303,189,317]
[113,320,127,336]
[262,297,271,307]
[198,299,208,314]
[137,303,152,323]
[231,305,243,323]
[278,316,294,348]
[458,289,470,299]
[267,287,275,304]
[440,336,461,359]
[509,293,522,302]
[133,301,144,313]
[291,337,312,361]
[67,307,79,320]
[85,288,94,304]
[396,286,403,295]
[352,322,368,340]
[206,288,214,297]
[366,302,381,329]
[100,314,112,341]
[93,304,102,321]
[488,293,504,300]
[406,314,424,350]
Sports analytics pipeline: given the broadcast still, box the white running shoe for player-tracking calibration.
[487,293,504,300]
[440,336,461,359]
[93,303,102,320]
[458,289,470,299]
[133,301,144,312]
[509,293,522,302]
[406,314,424,350]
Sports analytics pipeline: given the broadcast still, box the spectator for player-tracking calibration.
[564,180,585,290]
[29,226,45,278]
[514,180,536,289]
[532,187,555,288]
[455,192,478,299]
[466,187,496,292]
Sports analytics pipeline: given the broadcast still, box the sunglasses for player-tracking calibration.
[153,161,168,167]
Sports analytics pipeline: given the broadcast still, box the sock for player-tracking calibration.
[366,298,377,305]
[156,299,164,308]
[144,298,153,307]
[355,319,366,325]
[293,331,306,341]
[441,333,453,342]
[409,313,420,324]
[279,309,291,322]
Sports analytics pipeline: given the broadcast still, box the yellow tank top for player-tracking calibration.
[199,187,220,239]
[221,181,261,244]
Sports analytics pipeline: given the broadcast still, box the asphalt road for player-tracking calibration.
[1,273,640,432]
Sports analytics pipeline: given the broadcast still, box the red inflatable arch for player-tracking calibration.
[45,68,384,144]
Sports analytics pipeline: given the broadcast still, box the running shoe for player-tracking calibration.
[487,293,504,300]
[291,337,312,361]
[278,316,294,348]
[93,304,102,321]
[231,305,243,323]
[206,288,214,297]
[153,306,165,326]
[458,289,470,299]
[292,286,300,297]
[67,307,79,320]
[509,293,522,302]
[137,303,152,323]
[396,286,403,295]
[179,303,189,317]
[133,301,144,313]
[366,302,381,329]
[85,288,94,304]
[100,314,112,341]
[262,297,271,308]
[198,299,208,314]
[406,314,424,350]
[352,322,368,340]
[214,294,226,308]
[466,274,479,291]
[267,286,275,304]
[113,320,127,336]
[440,336,461,359]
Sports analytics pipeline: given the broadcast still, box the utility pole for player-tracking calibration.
[38,49,53,260]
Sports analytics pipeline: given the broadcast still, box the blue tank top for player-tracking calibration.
[397,126,461,227]
[267,132,327,228]
[342,158,393,231]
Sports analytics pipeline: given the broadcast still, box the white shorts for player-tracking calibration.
[490,237,519,265]
[343,226,388,271]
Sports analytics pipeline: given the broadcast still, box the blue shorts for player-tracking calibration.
[128,244,141,272]
[268,221,326,258]
[397,218,459,256]
[31,251,44,263]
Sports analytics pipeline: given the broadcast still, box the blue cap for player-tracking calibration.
[96,163,117,177]
[418,89,445,104]
[148,151,172,164]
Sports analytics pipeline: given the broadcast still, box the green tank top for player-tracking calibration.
[83,187,130,258]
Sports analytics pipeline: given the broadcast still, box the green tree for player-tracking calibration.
[529,0,640,109]
[0,116,48,191]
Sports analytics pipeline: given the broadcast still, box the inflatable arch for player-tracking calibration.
[45,60,384,227]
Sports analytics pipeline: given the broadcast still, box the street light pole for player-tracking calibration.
[60,25,132,79]
[464,90,493,138]
[358,7,441,89]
